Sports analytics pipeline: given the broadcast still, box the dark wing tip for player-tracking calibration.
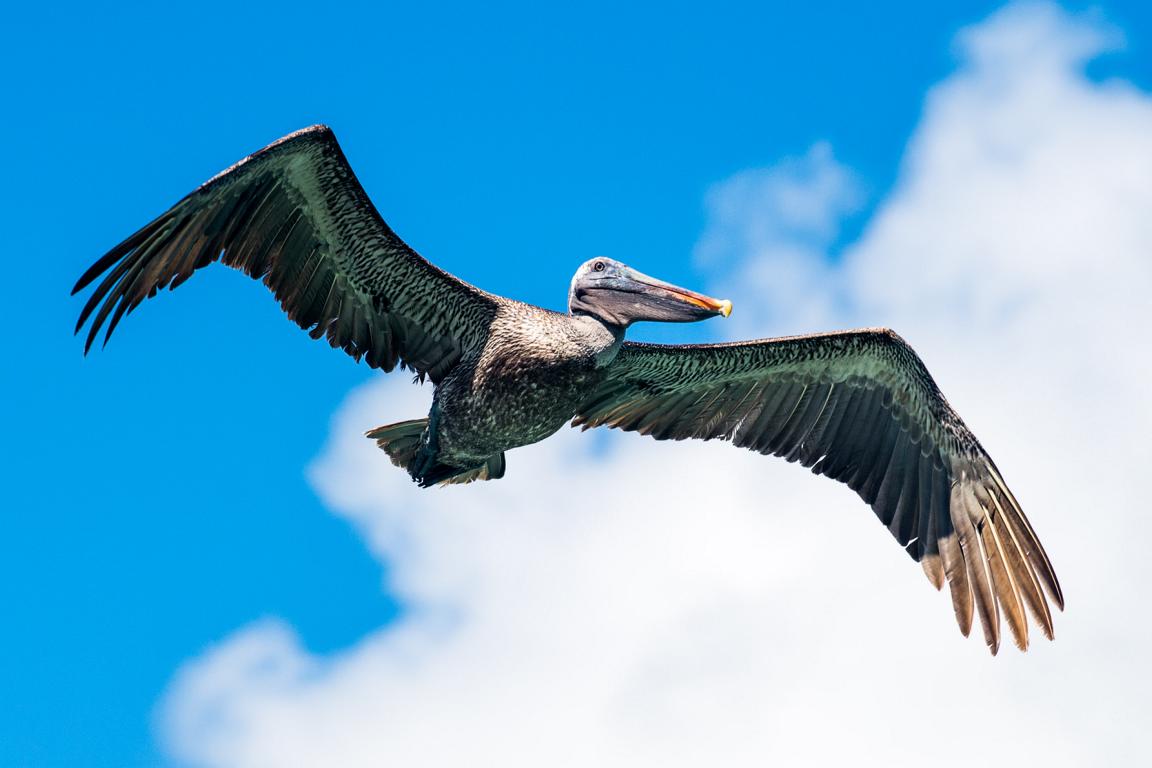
[1046,562,1066,611]
[72,248,122,295]
[70,126,336,349]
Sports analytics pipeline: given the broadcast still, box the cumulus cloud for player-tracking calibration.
[161,3,1152,766]
[694,141,862,337]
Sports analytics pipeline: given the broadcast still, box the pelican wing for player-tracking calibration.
[73,126,498,382]
[574,328,1063,653]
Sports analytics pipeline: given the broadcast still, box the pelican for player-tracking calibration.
[73,125,1062,654]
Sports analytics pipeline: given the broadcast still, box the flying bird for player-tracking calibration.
[73,125,1062,654]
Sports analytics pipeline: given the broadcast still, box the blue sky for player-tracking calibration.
[4,2,1152,766]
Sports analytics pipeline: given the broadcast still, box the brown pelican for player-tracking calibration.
[73,125,1062,654]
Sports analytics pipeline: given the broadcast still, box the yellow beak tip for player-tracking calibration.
[719,299,733,318]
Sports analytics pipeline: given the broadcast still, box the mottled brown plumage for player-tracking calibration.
[73,125,1063,654]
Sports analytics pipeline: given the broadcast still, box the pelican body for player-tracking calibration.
[377,260,730,485]
[73,126,1062,654]
[412,310,618,484]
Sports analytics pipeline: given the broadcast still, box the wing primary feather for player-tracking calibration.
[987,488,1054,639]
[922,471,950,588]
[939,526,973,637]
[978,492,1029,650]
[75,220,172,337]
[101,252,163,345]
[985,466,1064,610]
[166,209,224,289]
[81,222,175,352]
[955,482,1001,654]
[916,461,948,570]
[72,214,173,295]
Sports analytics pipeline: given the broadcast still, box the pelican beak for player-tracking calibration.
[623,267,734,321]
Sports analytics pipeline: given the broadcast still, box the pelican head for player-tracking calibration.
[568,258,732,328]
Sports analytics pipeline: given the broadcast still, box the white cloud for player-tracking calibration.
[694,142,862,337]
[161,3,1152,766]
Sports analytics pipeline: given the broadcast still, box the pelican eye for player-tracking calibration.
[593,261,606,272]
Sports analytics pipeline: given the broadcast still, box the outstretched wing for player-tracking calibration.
[574,328,1063,653]
[73,125,499,383]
